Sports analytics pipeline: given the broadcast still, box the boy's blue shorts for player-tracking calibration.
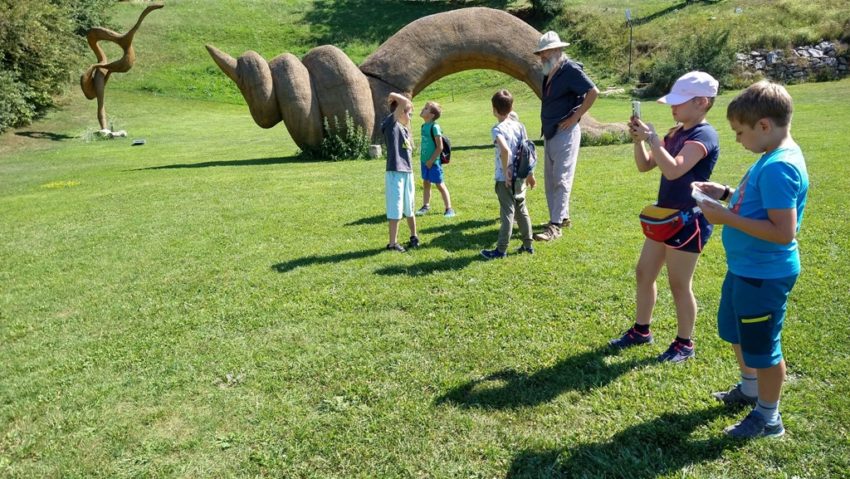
[420,162,444,184]
[717,271,798,368]
[385,171,414,220]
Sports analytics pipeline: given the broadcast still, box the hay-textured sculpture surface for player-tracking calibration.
[81,4,164,132]
[206,7,623,150]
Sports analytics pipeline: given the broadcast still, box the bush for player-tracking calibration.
[531,0,563,19]
[301,111,371,161]
[641,29,735,98]
[0,0,111,133]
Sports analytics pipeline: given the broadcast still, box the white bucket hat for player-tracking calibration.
[657,71,719,105]
[534,31,570,54]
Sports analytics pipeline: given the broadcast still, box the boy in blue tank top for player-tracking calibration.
[693,81,809,439]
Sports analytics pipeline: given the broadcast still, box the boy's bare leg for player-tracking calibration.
[635,239,666,325]
[756,360,786,403]
[435,182,452,210]
[665,248,701,338]
[422,181,432,207]
[406,216,417,238]
[388,219,400,245]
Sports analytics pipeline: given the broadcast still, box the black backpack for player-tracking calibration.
[430,124,451,165]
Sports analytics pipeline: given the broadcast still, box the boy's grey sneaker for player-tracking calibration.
[713,383,758,407]
[657,340,695,363]
[516,245,534,255]
[724,410,785,439]
[609,327,653,349]
[386,243,406,253]
[408,235,420,248]
[480,248,507,260]
[415,205,430,216]
[444,208,456,218]
[533,223,562,241]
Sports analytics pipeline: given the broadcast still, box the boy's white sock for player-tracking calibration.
[740,373,758,398]
[755,399,780,425]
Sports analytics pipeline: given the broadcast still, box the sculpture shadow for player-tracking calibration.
[506,406,741,478]
[306,0,509,46]
[451,143,494,152]
[272,247,386,273]
[135,155,307,170]
[373,218,499,276]
[436,346,655,410]
[15,131,75,141]
[631,1,721,26]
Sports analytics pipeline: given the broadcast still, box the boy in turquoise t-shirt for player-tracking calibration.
[415,101,455,218]
[693,81,809,439]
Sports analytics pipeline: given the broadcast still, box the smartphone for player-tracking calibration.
[631,100,641,119]
[691,187,723,207]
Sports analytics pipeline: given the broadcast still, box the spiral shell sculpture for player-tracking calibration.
[206,7,618,150]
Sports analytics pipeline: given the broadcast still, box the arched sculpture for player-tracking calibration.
[206,7,624,150]
[81,4,164,132]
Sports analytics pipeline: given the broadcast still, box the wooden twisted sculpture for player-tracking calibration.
[81,4,164,130]
[206,7,622,150]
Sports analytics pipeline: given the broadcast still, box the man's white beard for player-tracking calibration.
[542,53,565,76]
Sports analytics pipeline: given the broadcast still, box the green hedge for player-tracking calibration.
[0,0,111,133]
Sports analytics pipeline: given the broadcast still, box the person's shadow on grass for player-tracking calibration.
[373,218,500,276]
[505,406,742,478]
[271,247,386,273]
[435,346,657,410]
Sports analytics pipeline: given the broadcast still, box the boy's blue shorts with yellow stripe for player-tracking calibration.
[717,271,798,368]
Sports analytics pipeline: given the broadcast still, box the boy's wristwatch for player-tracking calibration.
[720,185,731,201]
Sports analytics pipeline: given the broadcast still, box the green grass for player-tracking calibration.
[3,0,850,476]
[3,44,850,476]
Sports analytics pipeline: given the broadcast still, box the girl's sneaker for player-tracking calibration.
[444,208,456,218]
[408,235,420,248]
[609,327,653,349]
[415,205,430,216]
[657,340,695,363]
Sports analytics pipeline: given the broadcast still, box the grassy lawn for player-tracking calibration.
[2,1,850,477]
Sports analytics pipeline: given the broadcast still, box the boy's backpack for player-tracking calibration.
[430,124,451,165]
[512,124,536,179]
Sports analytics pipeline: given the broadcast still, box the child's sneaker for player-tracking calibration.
[408,235,420,248]
[533,223,562,241]
[724,410,785,439]
[657,340,695,363]
[386,243,406,253]
[609,327,653,349]
[516,245,534,255]
[712,383,758,407]
[444,208,456,218]
[480,248,507,260]
[415,205,430,216]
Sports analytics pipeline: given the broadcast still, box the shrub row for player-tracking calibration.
[0,0,111,133]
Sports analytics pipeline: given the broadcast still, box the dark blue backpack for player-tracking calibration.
[512,124,536,179]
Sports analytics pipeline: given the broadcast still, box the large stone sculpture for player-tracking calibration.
[81,3,164,133]
[206,7,624,150]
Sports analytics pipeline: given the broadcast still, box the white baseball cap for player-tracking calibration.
[657,71,719,105]
[534,31,570,54]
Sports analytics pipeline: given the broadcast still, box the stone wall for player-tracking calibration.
[736,41,849,83]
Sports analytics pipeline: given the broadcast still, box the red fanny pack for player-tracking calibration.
[639,205,692,242]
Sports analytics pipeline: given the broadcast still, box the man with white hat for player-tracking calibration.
[532,31,599,241]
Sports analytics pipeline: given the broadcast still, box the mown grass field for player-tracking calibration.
[2,1,850,477]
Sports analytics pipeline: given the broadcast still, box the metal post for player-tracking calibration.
[625,9,633,81]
